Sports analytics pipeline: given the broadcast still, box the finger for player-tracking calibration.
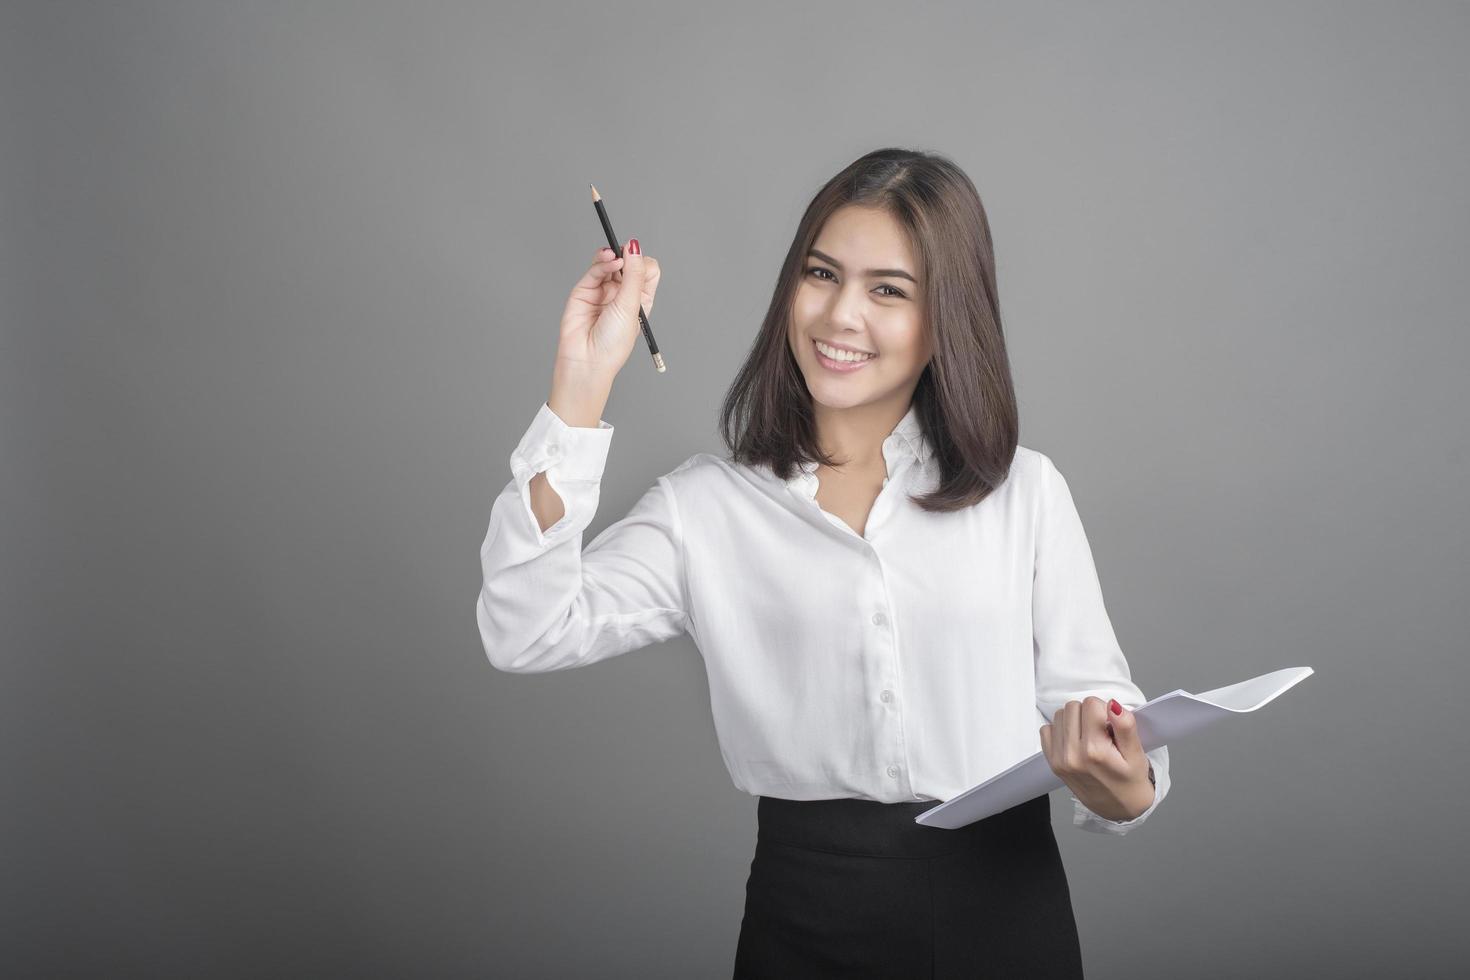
[1061,700,1084,769]
[1064,699,1082,744]
[610,237,647,322]
[1106,698,1145,761]
[1103,699,1125,740]
[1082,697,1114,761]
[1050,708,1068,768]
[574,254,624,291]
[639,257,661,312]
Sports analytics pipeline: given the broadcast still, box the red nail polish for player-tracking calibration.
[1109,699,1122,715]
[628,238,640,255]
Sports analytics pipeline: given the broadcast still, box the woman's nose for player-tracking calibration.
[827,289,867,328]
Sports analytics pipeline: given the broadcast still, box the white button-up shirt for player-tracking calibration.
[476,401,1172,835]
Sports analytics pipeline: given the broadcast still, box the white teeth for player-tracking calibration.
[815,340,874,362]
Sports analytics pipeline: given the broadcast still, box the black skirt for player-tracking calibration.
[732,793,1084,979]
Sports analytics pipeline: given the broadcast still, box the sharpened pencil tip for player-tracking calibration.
[589,183,600,201]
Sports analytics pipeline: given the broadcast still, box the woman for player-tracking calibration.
[477,147,1170,978]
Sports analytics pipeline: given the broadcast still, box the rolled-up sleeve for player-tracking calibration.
[475,401,689,674]
[1031,452,1172,835]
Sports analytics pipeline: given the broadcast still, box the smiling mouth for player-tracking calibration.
[812,338,877,371]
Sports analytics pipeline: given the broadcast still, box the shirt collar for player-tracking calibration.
[888,402,930,465]
[784,403,931,495]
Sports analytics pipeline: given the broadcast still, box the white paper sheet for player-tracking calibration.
[913,665,1315,829]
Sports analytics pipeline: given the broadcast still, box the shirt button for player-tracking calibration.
[880,690,894,703]
[872,612,887,627]
[547,444,560,455]
[886,765,901,778]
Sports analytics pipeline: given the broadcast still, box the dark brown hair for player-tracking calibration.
[717,147,1020,512]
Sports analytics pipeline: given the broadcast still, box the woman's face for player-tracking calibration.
[788,205,933,412]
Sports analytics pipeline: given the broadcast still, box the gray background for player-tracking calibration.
[3,1,1466,977]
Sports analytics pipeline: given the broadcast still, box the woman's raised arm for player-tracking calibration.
[475,239,686,673]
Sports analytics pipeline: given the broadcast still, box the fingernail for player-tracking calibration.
[628,238,640,255]
[1109,699,1122,715]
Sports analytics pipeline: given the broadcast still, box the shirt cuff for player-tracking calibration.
[507,401,614,547]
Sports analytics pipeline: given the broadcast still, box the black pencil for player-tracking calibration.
[590,183,665,373]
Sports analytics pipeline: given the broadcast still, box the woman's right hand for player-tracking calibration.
[556,239,659,379]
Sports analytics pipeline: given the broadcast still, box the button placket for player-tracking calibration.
[871,604,903,784]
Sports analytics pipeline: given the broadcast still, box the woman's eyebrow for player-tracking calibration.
[807,248,916,284]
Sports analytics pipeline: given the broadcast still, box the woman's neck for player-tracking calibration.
[812,399,909,472]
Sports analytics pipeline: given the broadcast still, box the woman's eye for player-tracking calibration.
[805,266,907,299]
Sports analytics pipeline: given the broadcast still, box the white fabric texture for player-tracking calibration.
[476,400,1171,834]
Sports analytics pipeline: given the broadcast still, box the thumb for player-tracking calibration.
[1107,698,1145,760]
[612,238,647,323]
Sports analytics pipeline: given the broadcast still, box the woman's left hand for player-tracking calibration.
[1039,697,1155,822]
